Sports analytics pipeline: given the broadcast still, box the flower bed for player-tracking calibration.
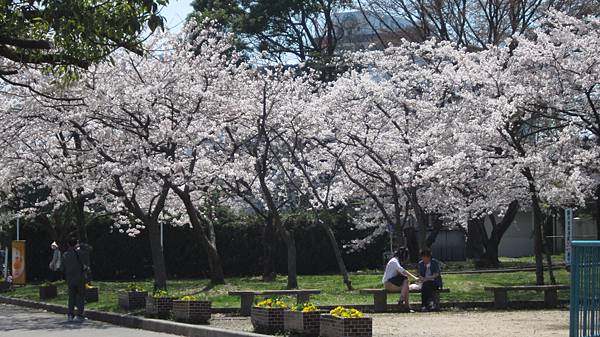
[118,284,148,310]
[39,284,57,300]
[146,291,175,318]
[320,307,372,337]
[284,303,324,336]
[251,298,287,333]
[85,283,99,303]
[172,296,211,324]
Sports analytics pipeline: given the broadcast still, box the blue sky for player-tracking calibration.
[160,0,194,31]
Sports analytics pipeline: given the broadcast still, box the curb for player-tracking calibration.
[0,296,268,337]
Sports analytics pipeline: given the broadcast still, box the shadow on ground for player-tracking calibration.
[0,304,110,332]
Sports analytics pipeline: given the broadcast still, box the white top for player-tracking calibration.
[49,249,61,271]
[382,257,407,284]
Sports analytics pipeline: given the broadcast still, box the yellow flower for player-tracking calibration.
[330,306,364,318]
[256,297,287,309]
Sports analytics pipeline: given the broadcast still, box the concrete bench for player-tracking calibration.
[484,285,569,309]
[360,288,450,312]
[229,289,321,316]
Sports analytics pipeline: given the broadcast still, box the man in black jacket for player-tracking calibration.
[418,249,443,311]
[61,238,85,321]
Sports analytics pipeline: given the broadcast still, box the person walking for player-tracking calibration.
[48,241,62,282]
[61,238,85,321]
[418,248,443,311]
[382,247,419,311]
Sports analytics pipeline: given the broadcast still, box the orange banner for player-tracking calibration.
[12,240,25,285]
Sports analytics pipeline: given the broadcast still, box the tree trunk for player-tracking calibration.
[74,195,88,242]
[205,240,226,285]
[521,167,545,285]
[262,217,276,282]
[543,214,557,285]
[404,226,420,263]
[147,218,168,290]
[416,213,428,251]
[174,189,226,285]
[466,217,486,260]
[191,224,225,285]
[406,188,428,253]
[280,228,298,289]
[318,220,353,290]
[425,214,443,248]
[481,201,520,267]
[545,250,557,285]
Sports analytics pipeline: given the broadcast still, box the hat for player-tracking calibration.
[51,241,58,249]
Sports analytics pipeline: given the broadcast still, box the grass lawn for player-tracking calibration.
[3,259,570,313]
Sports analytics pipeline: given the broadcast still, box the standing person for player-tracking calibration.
[61,238,85,321]
[382,247,419,311]
[418,248,443,311]
[48,241,62,282]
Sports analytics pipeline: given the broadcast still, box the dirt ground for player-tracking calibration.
[371,309,568,337]
[210,309,569,337]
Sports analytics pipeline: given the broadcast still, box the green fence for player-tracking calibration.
[571,241,600,337]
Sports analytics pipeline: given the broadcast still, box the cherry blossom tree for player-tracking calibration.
[69,21,245,286]
[256,79,356,289]
[212,67,322,289]
[0,63,104,242]
[453,29,594,283]
[320,40,470,261]
[507,11,600,239]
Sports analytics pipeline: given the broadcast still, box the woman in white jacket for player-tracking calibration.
[48,241,62,281]
[382,247,419,311]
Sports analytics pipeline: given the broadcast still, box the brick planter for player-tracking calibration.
[118,291,148,310]
[146,296,175,318]
[39,285,57,300]
[284,310,325,336]
[320,314,373,337]
[0,282,10,293]
[85,287,99,303]
[251,307,285,333]
[172,300,211,324]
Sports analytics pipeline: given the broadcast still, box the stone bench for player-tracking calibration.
[229,289,321,316]
[483,285,569,309]
[359,288,450,312]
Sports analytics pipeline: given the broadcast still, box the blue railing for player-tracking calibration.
[571,241,600,337]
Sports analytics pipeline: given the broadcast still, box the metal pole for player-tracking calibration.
[3,247,7,279]
[16,217,20,241]
[565,208,573,267]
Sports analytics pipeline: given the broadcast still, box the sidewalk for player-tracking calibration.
[0,303,178,337]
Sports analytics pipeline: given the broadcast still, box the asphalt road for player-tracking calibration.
[0,303,181,337]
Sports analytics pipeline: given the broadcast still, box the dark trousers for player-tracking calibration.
[421,281,439,307]
[67,284,85,317]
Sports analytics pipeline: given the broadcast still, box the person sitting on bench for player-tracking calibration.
[383,247,419,311]
[418,248,443,311]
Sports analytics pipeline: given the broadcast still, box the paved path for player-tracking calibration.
[0,304,181,337]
